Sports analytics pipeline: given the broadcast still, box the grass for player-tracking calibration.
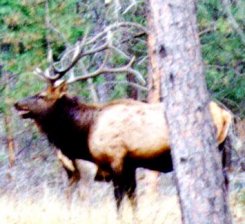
[0,195,118,224]
[0,188,244,224]
[0,186,181,224]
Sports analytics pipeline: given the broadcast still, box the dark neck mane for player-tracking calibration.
[36,95,98,161]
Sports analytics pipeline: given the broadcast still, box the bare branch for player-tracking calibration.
[45,0,53,64]
[221,0,245,46]
[110,45,130,60]
[120,31,146,44]
[138,56,148,65]
[123,0,137,14]
[78,60,99,102]
[100,80,148,91]
[44,0,70,47]
[87,78,99,102]
[198,23,216,36]
[100,50,110,69]
[86,22,147,45]
[114,0,122,21]
[49,25,70,47]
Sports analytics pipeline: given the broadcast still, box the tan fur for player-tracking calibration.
[89,100,232,172]
[57,150,76,172]
[57,149,111,184]
[209,102,232,144]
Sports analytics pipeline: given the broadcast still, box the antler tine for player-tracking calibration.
[34,67,48,81]
[33,33,88,84]
[33,23,147,84]
[34,43,82,83]
[33,67,55,84]
[50,33,88,81]
[67,55,146,85]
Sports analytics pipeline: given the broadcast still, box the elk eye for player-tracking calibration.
[38,94,46,99]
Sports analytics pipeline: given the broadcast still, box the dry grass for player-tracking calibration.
[229,190,245,224]
[0,189,244,224]
[0,195,117,224]
[0,193,181,224]
[0,116,244,224]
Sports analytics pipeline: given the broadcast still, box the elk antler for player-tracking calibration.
[34,22,147,86]
[67,56,145,85]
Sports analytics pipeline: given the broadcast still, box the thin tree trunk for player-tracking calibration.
[147,5,162,103]
[3,112,15,167]
[126,73,138,100]
[90,4,115,102]
[87,78,99,102]
[149,0,232,223]
[3,72,15,167]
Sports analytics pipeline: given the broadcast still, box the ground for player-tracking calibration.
[0,113,244,224]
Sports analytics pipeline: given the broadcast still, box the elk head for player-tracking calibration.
[14,40,84,119]
[14,81,68,119]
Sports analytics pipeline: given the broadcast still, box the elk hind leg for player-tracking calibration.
[219,135,232,192]
[124,165,137,210]
[112,166,137,209]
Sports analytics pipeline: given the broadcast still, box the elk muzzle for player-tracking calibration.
[14,97,34,119]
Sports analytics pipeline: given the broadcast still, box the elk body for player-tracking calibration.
[15,81,232,209]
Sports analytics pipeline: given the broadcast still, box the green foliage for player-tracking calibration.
[0,0,244,117]
[0,0,83,113]
[0,152,7,164]
[0,1,45,73]
[198,0,245,117]
[0,0,83,73]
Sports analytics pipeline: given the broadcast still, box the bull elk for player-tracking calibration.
[14,36,232,210]
[15,80,232,209]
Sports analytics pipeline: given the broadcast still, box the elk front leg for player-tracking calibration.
[94,167,112,182]
[57,150,81,186]
[67,160,80,186]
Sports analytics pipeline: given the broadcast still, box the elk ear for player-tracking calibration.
[59,82,68,93]
[54,80,68,97]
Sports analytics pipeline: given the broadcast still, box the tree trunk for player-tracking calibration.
[149,0,232,223]
[3,112,15,167]
[143,4,164,195]
[2,72,15,167]
[147,6,161,103]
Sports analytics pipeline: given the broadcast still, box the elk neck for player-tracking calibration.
[36,95,98,161]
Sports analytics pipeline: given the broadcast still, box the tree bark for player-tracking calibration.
[144,3,164,195]
[149,0,232,223]
[147,6,161,103]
